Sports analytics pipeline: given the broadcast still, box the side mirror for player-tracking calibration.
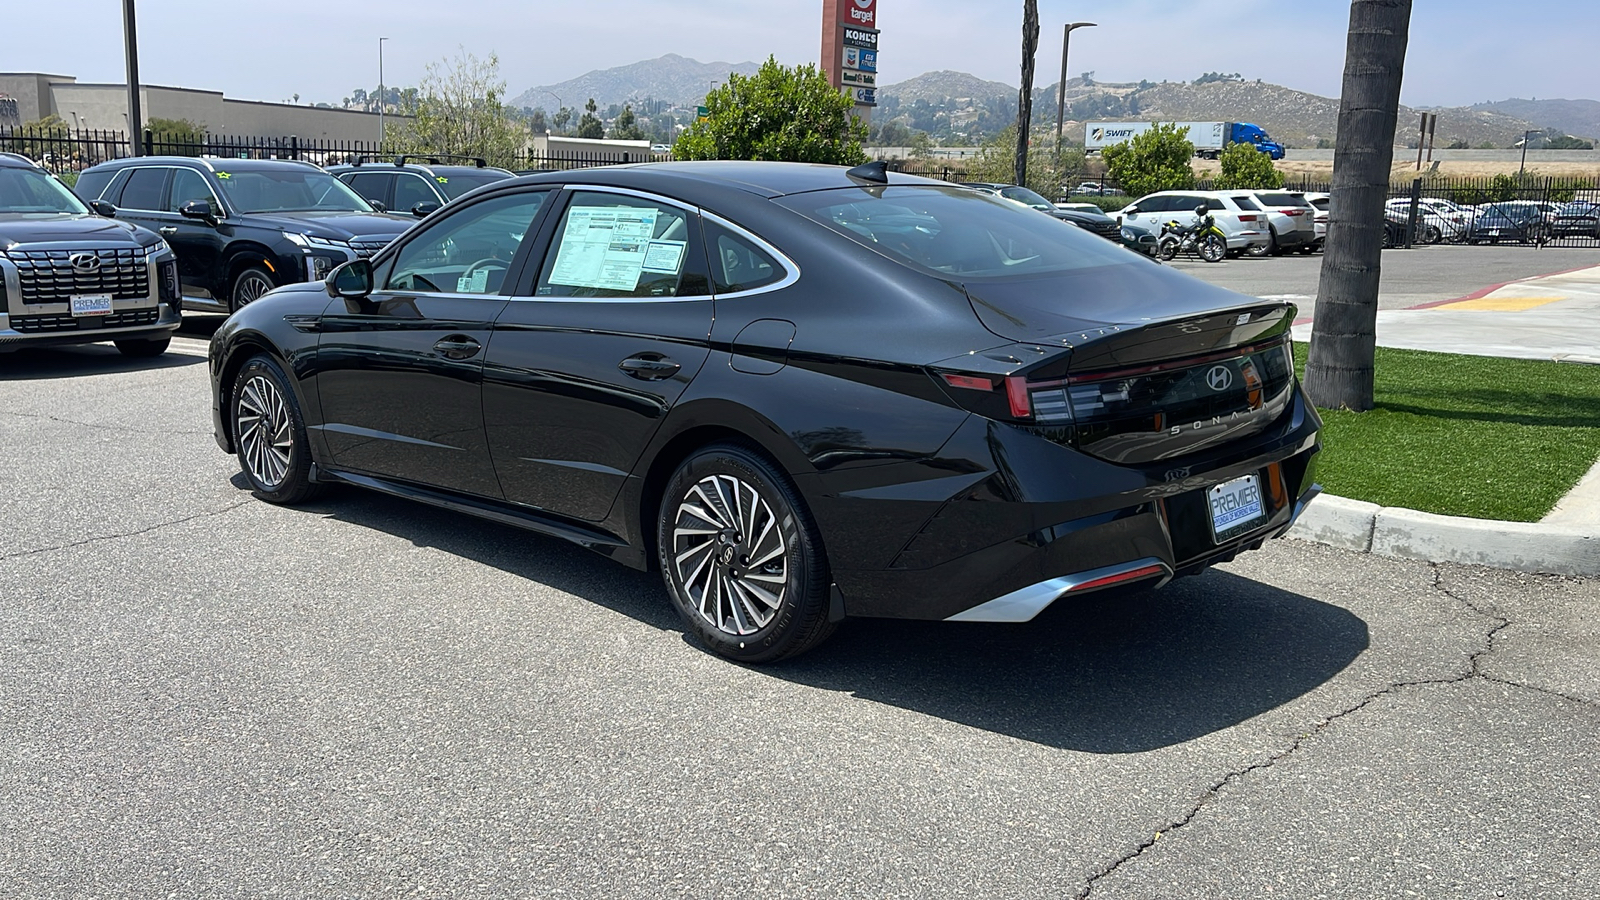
[410,201,441,218]
[369,199,388,213]
[90,199,117,218]
[180,199,218,225]
[327,258,374,299]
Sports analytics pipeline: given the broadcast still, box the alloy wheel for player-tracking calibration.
[236,374,293,489]
[670,473,788,637]
[234,270,274,310]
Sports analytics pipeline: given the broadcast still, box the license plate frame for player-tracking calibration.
[70,294,113,317]
[1208,474,1267,543]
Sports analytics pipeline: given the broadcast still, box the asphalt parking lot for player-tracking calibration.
[2,335,1599,898]
[1169,244,1600,313]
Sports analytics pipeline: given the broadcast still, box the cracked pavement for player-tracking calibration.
[2,338,1597,898]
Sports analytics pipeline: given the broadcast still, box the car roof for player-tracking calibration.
[503,160,950,199]
[0,151,46,170]
[328,161,514,176]
[84,156,323,173]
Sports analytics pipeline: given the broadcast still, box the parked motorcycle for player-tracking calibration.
[1158,205,1227,262]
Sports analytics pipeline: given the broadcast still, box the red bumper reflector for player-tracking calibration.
[1069,563,1168,593]
[942,373,995,392]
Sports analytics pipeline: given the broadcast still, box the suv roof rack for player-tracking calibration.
[396,154,488,168]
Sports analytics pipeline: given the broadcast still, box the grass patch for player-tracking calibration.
[1295,344,1600,522]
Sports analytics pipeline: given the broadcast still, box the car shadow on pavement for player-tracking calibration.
[0,344,206,379]
[306,489,1369,754]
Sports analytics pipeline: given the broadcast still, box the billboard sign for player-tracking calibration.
[852,87,877,106]
[842,26,878,49]
[841,69,876,87]
[838,0,876,27]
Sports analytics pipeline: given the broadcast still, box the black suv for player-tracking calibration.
[73,157,415,313]
[326,156,515,218]
[0,151,181,356]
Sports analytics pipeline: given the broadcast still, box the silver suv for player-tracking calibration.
[0,153,182,356]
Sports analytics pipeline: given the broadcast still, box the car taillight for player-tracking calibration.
[1238,214,1258,222]
[938,371,1075,427]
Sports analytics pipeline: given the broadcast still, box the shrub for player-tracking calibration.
[1101,123,1195,198]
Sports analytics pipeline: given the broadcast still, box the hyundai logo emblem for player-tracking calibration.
[69,252,102,273]
[718,545,737,566]
[1206,365,1234,392]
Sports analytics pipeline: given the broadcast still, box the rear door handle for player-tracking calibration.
[158,226,177,235]
[619,355,681,380]
[433,335,481,360]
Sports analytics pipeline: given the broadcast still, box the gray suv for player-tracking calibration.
[0,152,182,356]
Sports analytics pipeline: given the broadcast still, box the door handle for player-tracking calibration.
[158,226,178,235]
[619,355,681,381]
[433,336,481,360]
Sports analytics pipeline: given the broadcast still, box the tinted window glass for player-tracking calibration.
[0,166,88,214]
[999,185,1055,210]
[777,185,1131,280]
[1205,198,1226,211]
[117,168,168,210]
[393,174,438,210]
[536,192,710,299]
[1257,193,1310,207]
[705,221,784,294]
[437,172,509,199]
[167,168,218,213]
[1229,195,1262,211]
[1135,195,1170,213]
[385,191,547,295]
[345,172,391,204]
[214,168,371,213]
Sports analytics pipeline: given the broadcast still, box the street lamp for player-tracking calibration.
[1054,22,1097,162]
[378,37,389,150]
[1518,129,1537,176]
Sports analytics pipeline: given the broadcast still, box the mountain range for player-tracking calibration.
[509,55,1598,148]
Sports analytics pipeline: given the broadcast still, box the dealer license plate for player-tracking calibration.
[70,294,113,317]
[1209,474,1266,542]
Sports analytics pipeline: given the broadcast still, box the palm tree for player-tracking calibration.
[1014,0,1040,187]
[1303,0,1414,411]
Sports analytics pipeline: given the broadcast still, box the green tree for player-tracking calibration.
[552,107,572,134]
[574,98,605,139]
[383,48,524,168]
[1101,123,1196,197]
[673,57,867,165]
[1545,133,1594,150]
[1214,142,1284,189]
[145,117,207,156]
[968,125,1084,199]
[610,104,645,141]
[909,131,934,159]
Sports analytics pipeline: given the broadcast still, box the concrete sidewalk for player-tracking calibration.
[1286,262,1600,573]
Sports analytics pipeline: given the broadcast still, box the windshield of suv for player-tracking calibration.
[777,185,1132,280]
[438,172,510,200]
[0,166,89,215]
[998,185,1057,211]
[214,168,375,214]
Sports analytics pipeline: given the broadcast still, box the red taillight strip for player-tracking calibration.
[1069,563,1169,593]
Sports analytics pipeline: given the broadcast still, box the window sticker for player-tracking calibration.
[456,268,491,293]
[548,206,660,291]
[640,239,686,274]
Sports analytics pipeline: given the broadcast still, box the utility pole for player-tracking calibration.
[1054,22,1096,163]
[122,0,142,156]
[378,37,389,149]
[1518,129,1536,176]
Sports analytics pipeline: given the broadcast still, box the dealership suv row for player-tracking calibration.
[73,157,415,312]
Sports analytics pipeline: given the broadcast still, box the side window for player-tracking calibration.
[167,169,219,213]
[393,174,438,210]
[536,192,710,299]
[1205,198,1226,211]
[1137,195,1170,213]
[346,172,391,206]
[1169,195,1202,213]
[117,168,168,210]
[705,220,785,294]
[384,191,547,295]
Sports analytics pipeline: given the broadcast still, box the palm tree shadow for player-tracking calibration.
[300,489,1368,753]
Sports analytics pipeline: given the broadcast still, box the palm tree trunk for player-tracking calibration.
[1015,0,1040,187]
[1303,0,1413,411]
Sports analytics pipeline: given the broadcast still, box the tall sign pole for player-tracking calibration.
[821,0,879,127]
[1054,22,1096,162]
[122,0,142,155]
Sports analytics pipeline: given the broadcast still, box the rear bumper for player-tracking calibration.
[824,388,1323,621]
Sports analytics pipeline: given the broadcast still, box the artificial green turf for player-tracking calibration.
[1294,343,1600,522]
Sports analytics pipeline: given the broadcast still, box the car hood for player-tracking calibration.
[1055,209,1116,227]
[0,213,158,248]
[240,210,414,240]
[958,258,1277,344]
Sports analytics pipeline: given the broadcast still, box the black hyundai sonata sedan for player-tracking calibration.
[209,160,1320,663]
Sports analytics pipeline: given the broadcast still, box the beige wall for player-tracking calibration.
[0,73,75,124]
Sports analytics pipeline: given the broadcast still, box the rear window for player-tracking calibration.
[1256,193,1310,207]
[776,185,1132,280]
[1227,195,1262,211]
[437,172,510,200]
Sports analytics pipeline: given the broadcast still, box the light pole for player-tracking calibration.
[1518,129,1536,176]
[122,0,142,155]
[377,37,389,150]
[1054,22,1096,162]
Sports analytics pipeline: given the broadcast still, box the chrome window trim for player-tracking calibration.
[108,163,234,218]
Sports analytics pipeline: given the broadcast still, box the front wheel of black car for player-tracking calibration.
[658,443,834,664]
[231,354,321,505]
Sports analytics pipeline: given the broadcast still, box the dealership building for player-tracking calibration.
[0,72,389,142]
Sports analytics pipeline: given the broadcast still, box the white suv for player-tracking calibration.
[1116,191,1270,255]
[1242,191,1319,255]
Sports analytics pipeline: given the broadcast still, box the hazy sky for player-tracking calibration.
[8,1,1595,109]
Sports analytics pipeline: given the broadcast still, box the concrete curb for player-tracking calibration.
[1284,494,1598,577]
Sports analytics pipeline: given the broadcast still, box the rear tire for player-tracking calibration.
[657,442,835,664]
[114,337,169,357]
